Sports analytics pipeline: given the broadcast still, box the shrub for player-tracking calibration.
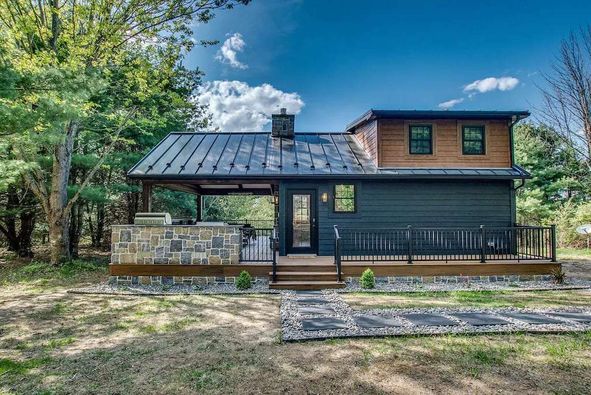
[236,271,253,290]
[551,267,566,284]
[360,268,375,289]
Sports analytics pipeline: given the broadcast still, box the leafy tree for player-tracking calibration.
[514,123,588,224]
[0,0,249,264]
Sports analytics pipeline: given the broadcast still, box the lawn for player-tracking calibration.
[342,289,591,310]
[2,261,591,394]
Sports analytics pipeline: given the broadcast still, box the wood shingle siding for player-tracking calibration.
[353,119,379,165]
[377,119,511,168]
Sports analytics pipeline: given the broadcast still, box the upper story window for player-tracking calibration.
[334,184,356,213]
[462,126,485,155]
[409,125,433,154]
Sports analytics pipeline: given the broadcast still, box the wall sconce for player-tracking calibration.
[321,192,328,203]
[273,193,279,205]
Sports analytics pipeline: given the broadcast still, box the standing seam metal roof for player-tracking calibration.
[128,132,530,180]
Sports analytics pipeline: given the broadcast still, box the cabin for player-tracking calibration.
[110,109,559,290]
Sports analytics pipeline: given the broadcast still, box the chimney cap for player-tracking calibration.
[280,107,287,115]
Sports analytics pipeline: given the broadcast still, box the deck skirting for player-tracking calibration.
[109,261,560,277]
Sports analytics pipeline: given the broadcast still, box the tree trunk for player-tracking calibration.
[69,201,84,258]
[49,212,70,264]
[17,208,35,258]
[47,121,78,265]
[0,186,36,257]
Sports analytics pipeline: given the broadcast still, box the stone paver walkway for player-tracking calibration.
[281,290,591,341]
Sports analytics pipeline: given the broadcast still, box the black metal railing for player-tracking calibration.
[239,227,276,263]
[220,219,276,228]
[333,225,342,282]
[333,225,556,264]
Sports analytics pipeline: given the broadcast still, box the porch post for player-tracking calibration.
[142,182,152,212]
[196,194,202,222]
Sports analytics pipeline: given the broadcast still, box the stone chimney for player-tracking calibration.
[271,108,295,138]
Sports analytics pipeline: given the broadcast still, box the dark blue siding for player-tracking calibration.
[279,180,514,256]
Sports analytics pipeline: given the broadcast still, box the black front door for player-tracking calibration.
[286,190,318,254]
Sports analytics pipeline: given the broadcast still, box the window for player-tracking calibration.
[409,125,433,154]
[334,184,355,213]
[462,126,485,155]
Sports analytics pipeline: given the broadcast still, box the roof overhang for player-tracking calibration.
[346,109,531,133]
[131,165,530,183]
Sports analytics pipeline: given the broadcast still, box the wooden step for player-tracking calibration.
[270,271,337,281]
[274,264,336,272]
[269,281,346,290]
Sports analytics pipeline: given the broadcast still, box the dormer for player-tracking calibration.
[346,110,529,168]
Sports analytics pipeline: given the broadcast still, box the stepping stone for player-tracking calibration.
[301,317,348,331]
[295,297,329,305]
[448,312,510,326]
[546,312,591,323]
[295,291,322,296]
[401,313,459,326]
[298,306,335,315]
[354,314,403,328]
[501,312,565,325]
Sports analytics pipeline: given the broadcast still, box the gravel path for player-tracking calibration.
[281,290,591,341]
[69,282,280,296]
[69,279,591,296]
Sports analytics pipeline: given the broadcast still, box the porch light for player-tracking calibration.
[273,193,279,205]
[321,192,328,203]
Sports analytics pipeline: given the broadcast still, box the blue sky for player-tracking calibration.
[187,0,591,132]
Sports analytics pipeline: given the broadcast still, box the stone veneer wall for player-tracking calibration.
[347,275,554,284]
[111,225,241,265]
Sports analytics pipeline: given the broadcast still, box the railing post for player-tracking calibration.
[550,224,557,262]
[479,225,486,263]
[407,225,413,264]
[272,229,277,282]
[334,225,342,282]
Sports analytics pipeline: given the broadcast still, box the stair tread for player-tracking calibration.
[270,271,336,275]
[270,280,345,284]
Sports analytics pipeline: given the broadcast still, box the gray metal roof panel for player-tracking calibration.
[128,132,530,180]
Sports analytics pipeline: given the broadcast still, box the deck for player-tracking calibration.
[110,255,559,278]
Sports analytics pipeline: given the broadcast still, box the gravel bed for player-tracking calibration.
[338,279,591,293]
[69,282,280,296]
[281,291,591,341]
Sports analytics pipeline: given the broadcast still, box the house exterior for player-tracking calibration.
[110,109,558,289]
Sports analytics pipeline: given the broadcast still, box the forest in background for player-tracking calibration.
[0,1,590,262]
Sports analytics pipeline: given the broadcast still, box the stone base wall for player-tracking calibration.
[109,275,268,286]
[347,275,554,284]
[111,224,241,265]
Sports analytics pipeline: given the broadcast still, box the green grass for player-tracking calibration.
[0,357,51,376]
[0,258,108,286]
[44,337,76,350]
[558,247,591,260]
[345,289,591,309]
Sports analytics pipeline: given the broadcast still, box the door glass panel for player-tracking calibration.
[292,194,311,248]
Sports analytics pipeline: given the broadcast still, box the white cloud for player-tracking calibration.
[194,80,305,132]
[215,33,248,69]
[438,98,464,110]
[463,76,519,94]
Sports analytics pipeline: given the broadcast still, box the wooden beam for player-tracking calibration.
[196,194,202,222]
[340,262,560,277]
[109,262,560,277]
[142,182,152,212]
[110,264,271,276]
